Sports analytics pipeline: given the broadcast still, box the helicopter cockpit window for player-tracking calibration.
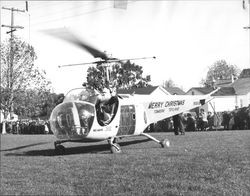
[50,101,95,137]
[50,102,75,136]
[62,87,119,127]
[64,88,98,104]
[75,102,95,135]
[96,95,119,126]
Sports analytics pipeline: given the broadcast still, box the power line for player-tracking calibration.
[30,5,115,27]
[242,0,250,67]
[1,1,137,31]
[28,1,136,27]
[28,1,135,21]
[29,2,95,20]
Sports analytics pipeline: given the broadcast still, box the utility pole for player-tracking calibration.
[1,6,25,134]
[243,0,250,67]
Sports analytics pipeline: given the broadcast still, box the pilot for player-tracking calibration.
[97,81,117,125]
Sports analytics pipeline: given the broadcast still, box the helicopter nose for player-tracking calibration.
[49,101,95,138]
[49,102,79,137]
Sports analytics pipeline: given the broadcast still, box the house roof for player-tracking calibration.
[230,77,250,95]
[186,69,250,96]
[215,79,233,87]
[229,69,250,95]
[117,86,158,95]
[186,87,215,95]
[117,86,185,95]
[164,87,185,95]
[211,87,236,96]
[239,68,250,78]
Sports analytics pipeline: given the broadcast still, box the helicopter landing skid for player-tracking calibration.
[54,140,69,155]
[108,137,121,154]
[140,133,170,148]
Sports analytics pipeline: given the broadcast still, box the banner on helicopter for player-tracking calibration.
[143,97,204,124]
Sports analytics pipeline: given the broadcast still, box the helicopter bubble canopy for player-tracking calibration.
[50,101,95,138]
[49,88,98,137]
[63,87,98,104]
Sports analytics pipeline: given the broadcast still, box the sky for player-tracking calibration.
[1,0,249,94]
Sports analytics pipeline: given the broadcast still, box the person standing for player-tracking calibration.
[207,112,214,131]
[44,121,49,134]
[199,109,208,131]
[222,111,230,130]
[173,115,180,135]
[173,113,185,135]
[185,113,196,132]
[179,114,185,135]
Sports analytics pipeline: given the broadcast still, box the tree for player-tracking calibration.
[201,60,241,88]
[85,60,151,90]
[13,89,63,119]
[0,36,52,119]
[42,93,65,117]
[163,79,176,88]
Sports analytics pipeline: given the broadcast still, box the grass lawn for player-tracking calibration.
[1,130,250,195]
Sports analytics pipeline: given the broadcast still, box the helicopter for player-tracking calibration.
[45,28,215,154]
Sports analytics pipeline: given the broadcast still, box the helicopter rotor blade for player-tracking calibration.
[59,60,105,68]
[59,56,156,68]
[107,56,156,63]
[42,28,108,60]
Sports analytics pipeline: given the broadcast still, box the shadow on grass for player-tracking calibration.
[0,142,50,152]
[4,138,152,157]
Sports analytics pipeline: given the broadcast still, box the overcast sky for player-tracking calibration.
[1,1,249,93]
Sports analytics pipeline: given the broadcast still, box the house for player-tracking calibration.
[0,110,18,123]
[164,87,185,95]
[211,69,250,110]
[213,74,237,88]
[209,87,237,112]
[214,78,234,87]
[185,87,215,112]
[186,86,245,113]
[117,86,185,97]
[186,87,214,96]
[186,68,250,113]
[229,69,250,108]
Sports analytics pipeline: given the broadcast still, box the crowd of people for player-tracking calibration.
[151,105,250,135]
[0,119,51,135]
[171,110,214,135]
